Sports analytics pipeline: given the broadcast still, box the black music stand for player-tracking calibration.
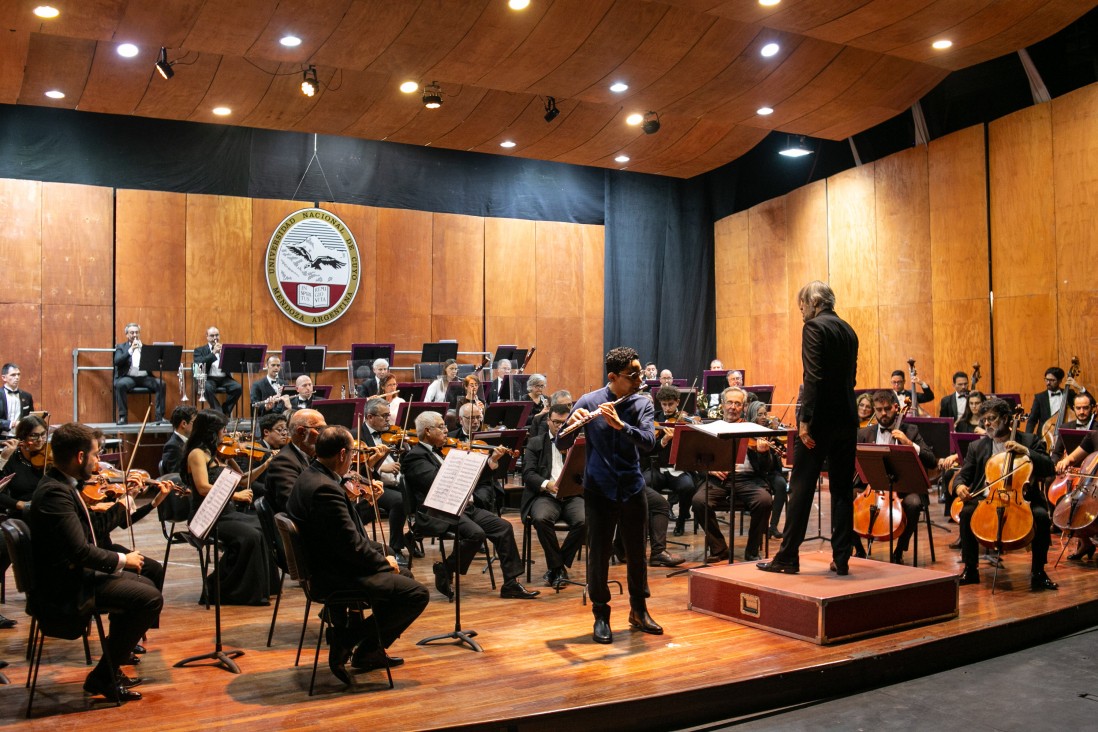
[281,345,326,380]
[397,382,428,403]
[951,432,983,462]
[421,342,458,364]
[142,344,181,420]
[744,385,774,408]
[351,343,396,367]
[1057,428,1090,457]
[395,401,448,430]
[483,401,533,430]
[315,398,365,429]
[499,375,530,403]
[473,429,528,474]
[222,344,266,419]
[855,444,930,563]
[906,416,954,537]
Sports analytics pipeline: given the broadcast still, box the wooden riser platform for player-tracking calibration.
[1,514,1096,731]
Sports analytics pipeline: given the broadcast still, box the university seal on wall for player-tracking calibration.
[266,208,360,327]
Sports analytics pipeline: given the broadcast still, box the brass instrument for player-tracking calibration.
[177,363,189,403]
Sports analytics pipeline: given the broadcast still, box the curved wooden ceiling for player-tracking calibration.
[0,0,1091,178]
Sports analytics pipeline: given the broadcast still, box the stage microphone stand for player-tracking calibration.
[174,523,245,673]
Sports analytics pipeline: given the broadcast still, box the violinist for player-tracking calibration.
[113,323,166,425]
[182,410,277,606]
[451,401,511,512]
[691,387,774,563]
[192,326,242,416]
[249,354,292,417]
[1051,393,1095,465]
[939,371,971,420]
[0,414,47,518]
[650,385,698,537]
[0,363,34,438]
[1054,425,1098,561]
[891,369,934,412]
[856,393,874,429]
[159,405,196,476]
[264,408,325,514]
[954,398,1057,590]
[853,391,938,565]
[247,412,288,503]
[1024,366,1082,435]
[361,397,409,563]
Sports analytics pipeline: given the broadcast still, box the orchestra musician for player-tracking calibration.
[264,408,326,514]
[954,398,1057,591]
[891,369,934,411]
[401,410,539,601]
[286,425,429,685]
[159,405,196,476]
[528,389,572,439]
[425,359,458,403]
[191,327,242,416]
[0,363,34,438]
[27,422,162,702]
[853,390,938,565]
[650,385,698,537]
[289,374,319,410]
[377,373,405,418]
[726,370,744,388]
[760,281,859,576]
[360,397,410,563]
[0,414,47,519]
[658,369,675,388]
[357,358,390,398]
[1051,393,1095,466]
[523,374,549,416]
[249,354,292,418]
[247,412,288,505]
[709,359,724,371]
[113,323,166,425]
[938,371,971,420]
[954,391,987,434]
[556,346,661,643]
[856,393,874,429]
[1025,366,1083,434]
[450,401,512,514]
[1054,424,1098,562]
[692,387,774,563]
[447,373,485,411]
[487,359,512,403]
[644,362,658,381]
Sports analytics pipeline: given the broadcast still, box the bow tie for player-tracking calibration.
[1049,391,1062,397]
[5,389,17,395]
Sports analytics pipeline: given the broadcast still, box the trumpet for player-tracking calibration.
[178,363,189,403]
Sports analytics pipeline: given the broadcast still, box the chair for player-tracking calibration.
[522,513,584,588]
[273,513,393,695]
[115,384,155,423]
[156,474,216,608]
[1,519,117,718]
[255,496,310,663]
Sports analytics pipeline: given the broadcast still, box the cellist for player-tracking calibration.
[954,398,1057,591]
[1053,423,1098,562]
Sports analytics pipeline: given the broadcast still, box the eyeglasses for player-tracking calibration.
[617,370,641,380]
[273,427,290,435]
[25,432,47,442]
[549,419,567,427]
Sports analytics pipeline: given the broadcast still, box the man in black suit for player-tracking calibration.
[401,410,538,601]
[250,354,292,418]
[287,425,428,684]
[522,404,585,588]
[360,398,408,561]
[191,326,242,416]
[760,280,859,576]
[264,408,325,514]
[27,422,162,702]
[450,401,511,512]
[158,405,196,476]
[890,369,934,411]
[0,363,34,438]
[938,371,970,421]
[289,375,319,411]
[487,359,512,403]
[854,390,938,565]
[1051,393,1095,465]
[1025,366,1083,434]
[113,323,166,424]
[357,358,390,399]
[955,398,1058,591]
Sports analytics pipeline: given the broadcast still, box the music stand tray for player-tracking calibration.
[473,429,529,474]
[855,444,931,561]
[397,382,428,403]
[221,344,267,374]
[142,343,183,374]
[482,401,533,430]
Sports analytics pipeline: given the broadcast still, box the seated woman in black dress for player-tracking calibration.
[0,415,48,518]
[954,391,987,434]
[182,409,277,605]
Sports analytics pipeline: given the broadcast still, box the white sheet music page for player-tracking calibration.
[690,421,778,438]
[421,449,489,519]
[188,468,242,541]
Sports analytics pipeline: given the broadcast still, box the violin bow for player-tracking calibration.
[121,405,153,550]
[355,420,389,555]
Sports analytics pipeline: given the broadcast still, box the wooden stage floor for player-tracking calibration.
[2,506,1097,730]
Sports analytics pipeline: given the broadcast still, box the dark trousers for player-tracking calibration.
[960,488,1050,572]
[321,572,429,651]
[357,487,407,552]
[530,494,585,571]
[692,476,772,556]
[649,469,695,530]
[774,429,857,565]
[768,471,789,532]
[203,375,243,415]
[114,375,166,421]
[586,489,648,609]
[91,572,162,677]
[418,505,524,581]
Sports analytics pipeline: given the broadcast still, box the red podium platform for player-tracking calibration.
[688,551,959,645]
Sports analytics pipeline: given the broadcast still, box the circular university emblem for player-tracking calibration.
[266,208,361,327]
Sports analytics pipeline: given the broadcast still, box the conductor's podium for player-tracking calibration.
[688,552,958,645]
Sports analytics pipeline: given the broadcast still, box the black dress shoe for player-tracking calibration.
[705,551,729,564]
[628,609,663,635]
[958,567,980,586]
[649,551,685,567]
[124,653,141,666]
[500,580,540,599]
[673,525,685,537]
[1067,546,1095,561]
[326,631,352,686]
[117,672,145,688]
[744,552,760,562]
[1031,571,1059,592]
[768,528,784,539]
[891,550,905,565]
[432,562,453,600]
[592,605,612,644]
[948,538,962,550]
[757,560,799,574]
[132,644,146,655]
[351,647,404,672]
[406,532,424,558]
[0,615,15,629]
[84,673,142,702]
[829,560,849,576]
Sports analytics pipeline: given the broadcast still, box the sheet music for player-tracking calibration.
[421,450,488,519]
[690,421,778,438]
[188,469,242,542]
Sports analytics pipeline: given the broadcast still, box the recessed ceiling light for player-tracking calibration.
[33,6,59,19]
[614,154,630,163]
[399,81,419,93]
[508,0,531,9]
[280,35,302,48]
[45,90,65,99]
[625,113,644,126]
[759,0,781,6]
[756,106,774,116]
[932,39,953,50]
[212,107,232,116]
[500,140,517,148]
[761,42,780,58]
[609,82,629,93]
[117,43,139,58]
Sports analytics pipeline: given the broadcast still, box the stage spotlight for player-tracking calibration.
[642,111,660,135]
[155,47,174,79]
[779,135,813,158]
[423,82,442,109]
[301,66,318,97]
[544,96,560,123]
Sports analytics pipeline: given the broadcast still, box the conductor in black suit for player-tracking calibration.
[760,281,859,576]
[938,371,970,420]
[113,323,166,424]
[287,425,428,684]
[192,326,242,416]
[27,422,162,702]
[1025,366,1082,434]
[0,363,34,437]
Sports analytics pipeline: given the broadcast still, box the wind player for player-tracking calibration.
[192,326,242,416]
[954,398,1057,591]
[557,346,661,643]
[0,363,34,438]
[289,374,319,410]
[250,354,292,418]
[113,323,166,425]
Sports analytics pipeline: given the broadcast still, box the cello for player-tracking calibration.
[1051,450,1098,542]
[853,403,908,550]
[970,407,1034,554]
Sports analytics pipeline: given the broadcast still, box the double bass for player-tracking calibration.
[969,407,1034,553]
[905,358,930,417]
[1041,357,1081,452]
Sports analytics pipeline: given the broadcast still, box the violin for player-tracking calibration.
[440,437,518,459]
[26,443,50,470]
[82,466,188,503]
[969,407,1034,552]
[342,472,385,503]
[378,426,419,450]
[216,435,273,461]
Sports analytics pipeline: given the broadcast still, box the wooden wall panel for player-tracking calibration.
[41,182,113,307]
[783,181,829,405]
[485,217,537,378]
[185,194,253,351]
[116,190,186,309]
[932,298,991,403]
[874,147,931,308]
[827,165,877,309]
[43,304,112,423]
[535,221,585,381]
[534,317,585,398]
[1053,84,1098,295]
[375,207,433,368]
[1057,294,1098,381]
[842,305,880,391]
[714,212,748,367]
[992,294,1057,407]
[0,178,41,304]
[877,303,934,388]
[250,198,316,355]
[0,303,42,402]
[928,125,987,303]
[748,199,787,317]
[580,223,606,394]
[432,213,485,359]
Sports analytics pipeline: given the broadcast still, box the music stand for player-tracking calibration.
[951,432,983,462]
[281,345,326,380]
[221,344,266,419]
[482,401,533,430]
[855,444,930,563]
[499,375,530,403]
[421,342,458,364]
[315,398,365,429]
[397,382,428,403]
[674,388,698,415]
[175,469,245,673]
[473,429,528,474]
[492,346,517,367]
[744,385,774,408]
[350,343,396,367]
[992,393,1021,409]
[141,344,181,419]
[395,401,448,429]
[1057,428,1089,457]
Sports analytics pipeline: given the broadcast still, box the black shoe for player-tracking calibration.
[948,538,962,550]
[351,646,404,672]
[744,552,760,562]
[1068,545,1095,561]
[853,546,867,559]
[891,550,905,565]
[542,568,558,587]
[649,551,685,567]
[829,560,849,576]
[432,562,453,600]
[500,579,540,599]
[628,609,663,635]
[406,532,424,558]
[1031,571,1059,592]
[0,615,15,629]
[757,559,799,574]
[958,567,980,586]
[326,630,352,686]
[768,528,784,539]
[84,672,142,702]
[558,566,569,581]
[117,672,145,688]
[124,653,141,666]
[705,550,729,564]
[673,524,685,537]
[132,644,146,655]
[592,604,612,644]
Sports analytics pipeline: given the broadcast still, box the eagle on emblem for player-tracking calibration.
[286,235,346,270]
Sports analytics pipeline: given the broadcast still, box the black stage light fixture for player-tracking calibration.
[155,47,174,80]
[423,81,442,109]
[642,111,660,135]
[544,96,560,123]
[301,66,318,97]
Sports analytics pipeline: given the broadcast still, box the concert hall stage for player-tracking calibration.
[1,516,1096,731]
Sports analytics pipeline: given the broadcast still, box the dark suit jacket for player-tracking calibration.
[286,461,391,595]
[521,432,556,520]
[1050,418,1095,462]
[250,377,287,417]
[957,431,1053,492]
[192,344,219,369]
[359,376,380,398]
[856,422,938,471]
[1026,389,1078,434]
[27,468,122,623]
[799,309,859,432]
[0,388,34,432]
[113,341,144,379]
[160,432,185,476]
[264,442,311,514]
[939,392,967,420]
[399,442,469,536]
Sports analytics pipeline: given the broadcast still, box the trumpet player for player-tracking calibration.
[113,322,166,425]
[193,326,243,416]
